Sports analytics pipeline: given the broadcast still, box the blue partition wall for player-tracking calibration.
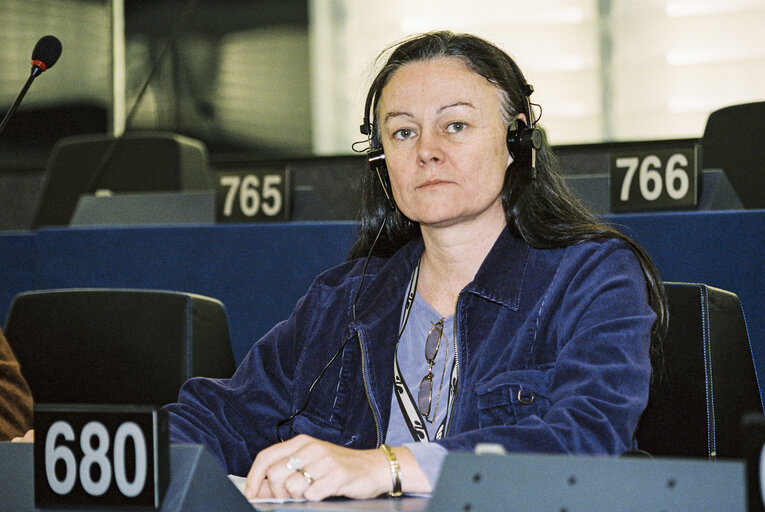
[0,222,358,364]
[1,210,763,389]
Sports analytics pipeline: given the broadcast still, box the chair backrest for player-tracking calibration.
[701,101,765,209]
[31,131,212,228]
[636,282,764,459]
[3,288,236,407]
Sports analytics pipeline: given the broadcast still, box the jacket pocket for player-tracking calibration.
[474,368,551,428]
[289,413,344,444]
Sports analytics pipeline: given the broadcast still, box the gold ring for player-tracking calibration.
[300,469,313,485]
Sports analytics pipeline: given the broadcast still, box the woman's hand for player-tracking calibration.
[11,429,34,442]
[244,434,392,501]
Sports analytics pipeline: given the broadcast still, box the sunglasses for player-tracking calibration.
[417,319,448,422]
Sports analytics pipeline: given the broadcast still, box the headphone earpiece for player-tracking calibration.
[506,117,543,159]
[503,66,543,179]
[367,145,386,175]
[506,114,542,179]
[362,121,396,211]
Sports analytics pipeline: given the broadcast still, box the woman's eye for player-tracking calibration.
[393,128,414,140]
[447,122,466,133]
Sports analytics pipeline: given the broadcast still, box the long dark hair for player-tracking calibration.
[348,31,667,378]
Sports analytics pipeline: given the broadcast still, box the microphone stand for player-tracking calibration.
[0,69,42,138]
[84,0,199,194]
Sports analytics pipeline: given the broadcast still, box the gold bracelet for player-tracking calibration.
[379,444,402,497]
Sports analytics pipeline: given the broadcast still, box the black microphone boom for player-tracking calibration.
[0,35,63,138]
[84,0,198,194]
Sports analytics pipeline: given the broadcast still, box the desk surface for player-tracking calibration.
[0,442,430,512]
[252,497,429,512]
[0,442,748,512]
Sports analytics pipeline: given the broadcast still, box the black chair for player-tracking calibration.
[3,288,236,407]
[31,131,212,228]
[636,282,763,458]
[701,101,765,209]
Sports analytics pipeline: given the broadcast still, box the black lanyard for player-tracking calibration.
[393,259,459,442]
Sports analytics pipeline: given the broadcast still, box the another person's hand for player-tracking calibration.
[244,434,391,501]
[11,429,34,442]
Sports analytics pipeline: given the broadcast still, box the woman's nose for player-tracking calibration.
[416,129,444,166]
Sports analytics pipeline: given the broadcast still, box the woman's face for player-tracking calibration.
[377,57,512,230]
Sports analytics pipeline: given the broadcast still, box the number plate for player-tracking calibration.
[34,404,168,509]
[609,144,699,212]
[216,167,290,222]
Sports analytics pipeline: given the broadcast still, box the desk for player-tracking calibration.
[1,210,763,390]
[0,442,746,511]
[0,442,430,512]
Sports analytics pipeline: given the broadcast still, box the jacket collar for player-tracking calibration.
[463,227,531,311]
[352,226,531,323]
[350,236,424,328]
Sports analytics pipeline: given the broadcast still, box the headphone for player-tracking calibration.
[359,55,543,208]
[504,57,543,179]
[359,90,395,209]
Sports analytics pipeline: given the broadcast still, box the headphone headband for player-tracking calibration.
[360,85,378,147]
[503,55,542,178]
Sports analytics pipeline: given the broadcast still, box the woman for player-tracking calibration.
[165,31,667,501]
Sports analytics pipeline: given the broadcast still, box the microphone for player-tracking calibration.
[31,35,63,77]
[0,35,63,138]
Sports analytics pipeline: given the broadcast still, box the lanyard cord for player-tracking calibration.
[393,259,459,442]
[275,230,460,444]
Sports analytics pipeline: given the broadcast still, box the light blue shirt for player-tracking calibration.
[385,291,452,489]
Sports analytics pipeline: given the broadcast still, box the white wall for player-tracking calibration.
[309,0,765,153]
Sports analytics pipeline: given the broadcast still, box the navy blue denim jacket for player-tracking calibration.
[165,228,655,476]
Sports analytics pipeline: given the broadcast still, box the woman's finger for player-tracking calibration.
[244,434,314,499]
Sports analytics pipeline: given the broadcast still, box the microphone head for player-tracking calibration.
[31,35,62,73]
